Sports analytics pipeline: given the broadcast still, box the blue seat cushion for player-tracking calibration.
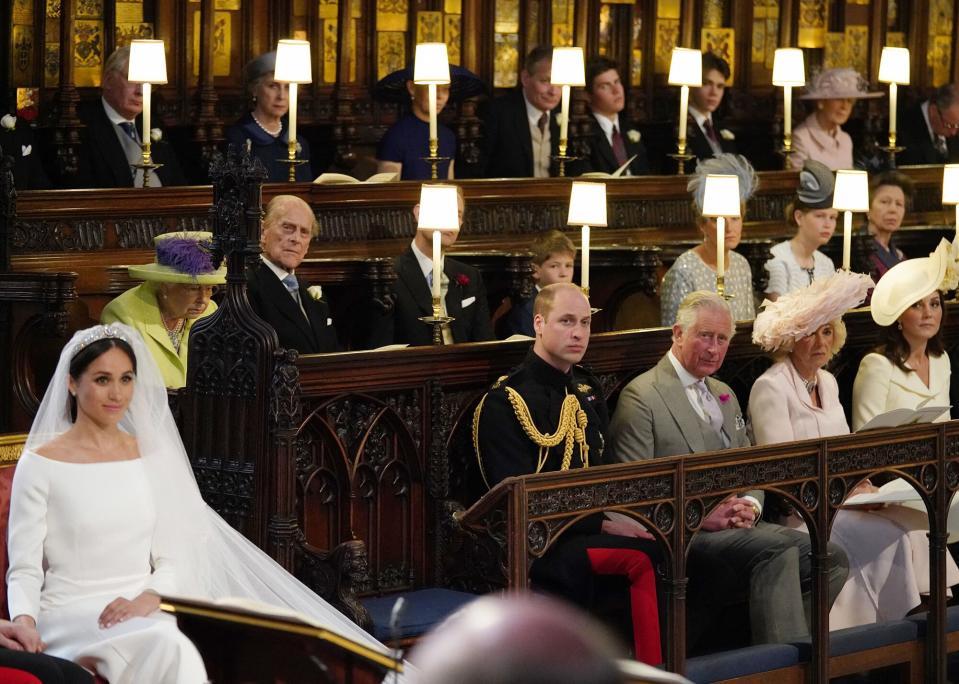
[684,644,800,683]
[907,604,959,636]
[791,620,918,660]
[360,588,478,641]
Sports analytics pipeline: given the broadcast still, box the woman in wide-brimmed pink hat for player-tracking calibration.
[789,68,883,171]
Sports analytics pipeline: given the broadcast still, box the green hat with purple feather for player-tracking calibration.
[128,231,227,285]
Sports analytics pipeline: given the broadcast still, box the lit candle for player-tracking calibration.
[431,229,442,300]
[288,81,298,152]
[678,85,689,150]
[141,82,151,153]
[716,217,725,279]
[560,84,571,143]
[888,82,897,138]
[581,224,590,291]
[842,211,852,271]
[783,85,792,143]
[428,82,437,142]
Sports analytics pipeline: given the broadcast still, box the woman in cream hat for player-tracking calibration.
[101,231,226,388]
[852,239,952,429]
[763,159,838,300]
[790,68,883,171]
[750,268,959,628]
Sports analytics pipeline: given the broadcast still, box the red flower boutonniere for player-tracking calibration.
[455,274,470,287]
[718,393,730,404]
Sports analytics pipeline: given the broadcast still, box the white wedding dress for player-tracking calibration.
[7,451,208,683]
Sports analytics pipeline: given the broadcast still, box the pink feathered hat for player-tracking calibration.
[752,270,875,352]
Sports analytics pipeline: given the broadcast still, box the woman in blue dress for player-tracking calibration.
[225,52,313,182]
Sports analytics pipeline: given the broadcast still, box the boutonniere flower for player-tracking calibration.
[150,128,162,143]
[626,129,641,143]
[21,144,32,157]
[454,274,470,287]
[718,393,730,404]
[307,285,323,301]
[295,141,303,154]
[1,114,16,131]
[719,128,735,141]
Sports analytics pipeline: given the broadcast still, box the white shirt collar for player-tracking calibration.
[523,91,550,129]
[102,97,135,126]
[688,106,711,129]
[921,101,941,144]
[667,349,703,387]
[411,239,441,282]
[260,254,293,281]
[592,112,620,142]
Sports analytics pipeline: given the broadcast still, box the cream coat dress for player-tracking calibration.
[750,359,959,629]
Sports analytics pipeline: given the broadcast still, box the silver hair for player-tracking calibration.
[103,46,130,78]
[674,290,736,336]
[687,153,759,215]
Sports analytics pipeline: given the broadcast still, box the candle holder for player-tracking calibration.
[701,174,740,295]
[414,44,451,181]
[274,40,313,184]
[668,49,702,177]
[552,151,579,178]
[416,183,460,345]
[419,300,455,345]
[128,40,167,189]
[550,48,586,178]
[421,137,450,179]
[773,49,805,172]
[878,143,905,169]
[668,151,697,175]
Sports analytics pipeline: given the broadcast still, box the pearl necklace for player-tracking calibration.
[163,316,186,353]
[802,376,818,395]
[251,112,282,137]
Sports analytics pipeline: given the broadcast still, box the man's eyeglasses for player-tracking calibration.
[933,104,959,130]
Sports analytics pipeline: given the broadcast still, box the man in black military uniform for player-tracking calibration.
[473,282,663,665]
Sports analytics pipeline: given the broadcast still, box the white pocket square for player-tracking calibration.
[461,296,475,308]
[21,145,31,157]
[326,318,332,326]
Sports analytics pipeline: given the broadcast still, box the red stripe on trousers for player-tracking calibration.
[586,547,662,666]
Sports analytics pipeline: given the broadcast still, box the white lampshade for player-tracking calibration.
[127,40,167,84]
[943,165,959,205]
[413,43,451,84]
[668,48,702,87]
[551,47,586,87]
[701,175,742,217]
[772,48,805,86]
[878,47,910,85]
[833,170,870,212]
[274,39,312,84]
[567,182,608,227]
[417,184,460,231]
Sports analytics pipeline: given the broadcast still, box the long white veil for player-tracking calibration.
[27,324,393,659]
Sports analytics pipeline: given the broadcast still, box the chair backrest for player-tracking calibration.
[0,434,27,620]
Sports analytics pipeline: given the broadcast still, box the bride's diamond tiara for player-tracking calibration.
[69,324,134,356]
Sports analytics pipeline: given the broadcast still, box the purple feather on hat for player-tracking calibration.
[156,238,215,277]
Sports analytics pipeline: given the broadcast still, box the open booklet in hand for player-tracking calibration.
[579,155,636,179]
[314,171,399,184]
[854,405,950,432]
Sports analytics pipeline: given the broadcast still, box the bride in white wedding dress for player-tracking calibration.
[7,324,398,683]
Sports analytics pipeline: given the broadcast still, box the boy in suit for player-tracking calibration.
[247,195,339,354]
[685,53,737,166]
[502,230,576,337]
[370,187,494,347]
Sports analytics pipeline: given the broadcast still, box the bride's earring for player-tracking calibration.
[897,321,903,330]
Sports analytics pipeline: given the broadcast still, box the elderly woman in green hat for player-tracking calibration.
[101,231,226,388]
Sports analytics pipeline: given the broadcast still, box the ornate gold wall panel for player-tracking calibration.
[655,0,681,74]
[192,10,233,78]
[631,12,643,86]
[844,25,868,73]
[551,0,576,47]
[701,28,735,84]
[823,31,845,69]
[751,0,779,70]
[377,0,408,31]
[445,14,462,65]
[797,0,825,48]
[703,0,724,28]
[11,0,35,87]
[927,0,953,86]
[377,32,406,80]
[494,0,520,87]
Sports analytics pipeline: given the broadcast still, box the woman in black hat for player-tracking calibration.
[374,64,485,180]
[225,52,313,182]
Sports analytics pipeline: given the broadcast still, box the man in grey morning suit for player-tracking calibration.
[608,290,848,648]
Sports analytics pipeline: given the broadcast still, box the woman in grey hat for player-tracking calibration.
[225,52,314,182]
[763,160,838,300]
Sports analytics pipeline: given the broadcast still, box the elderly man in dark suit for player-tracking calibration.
[898,83,959,166]
[247,195,339,354]
[574,56,649,176]
[686,52,737,166]
[608,290,847,649]
[477,46,561,178]
[370,187,493,347]
[75,46,185,188]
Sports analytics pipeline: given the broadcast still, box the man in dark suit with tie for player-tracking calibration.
[686,52,737,166]
[608,291,847,650]
[247,195,339,354]
[476,46,561,178]
[897,83,959,166]
[574,56,649,176]
[370,187,494,347]
[75,46,185,188]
